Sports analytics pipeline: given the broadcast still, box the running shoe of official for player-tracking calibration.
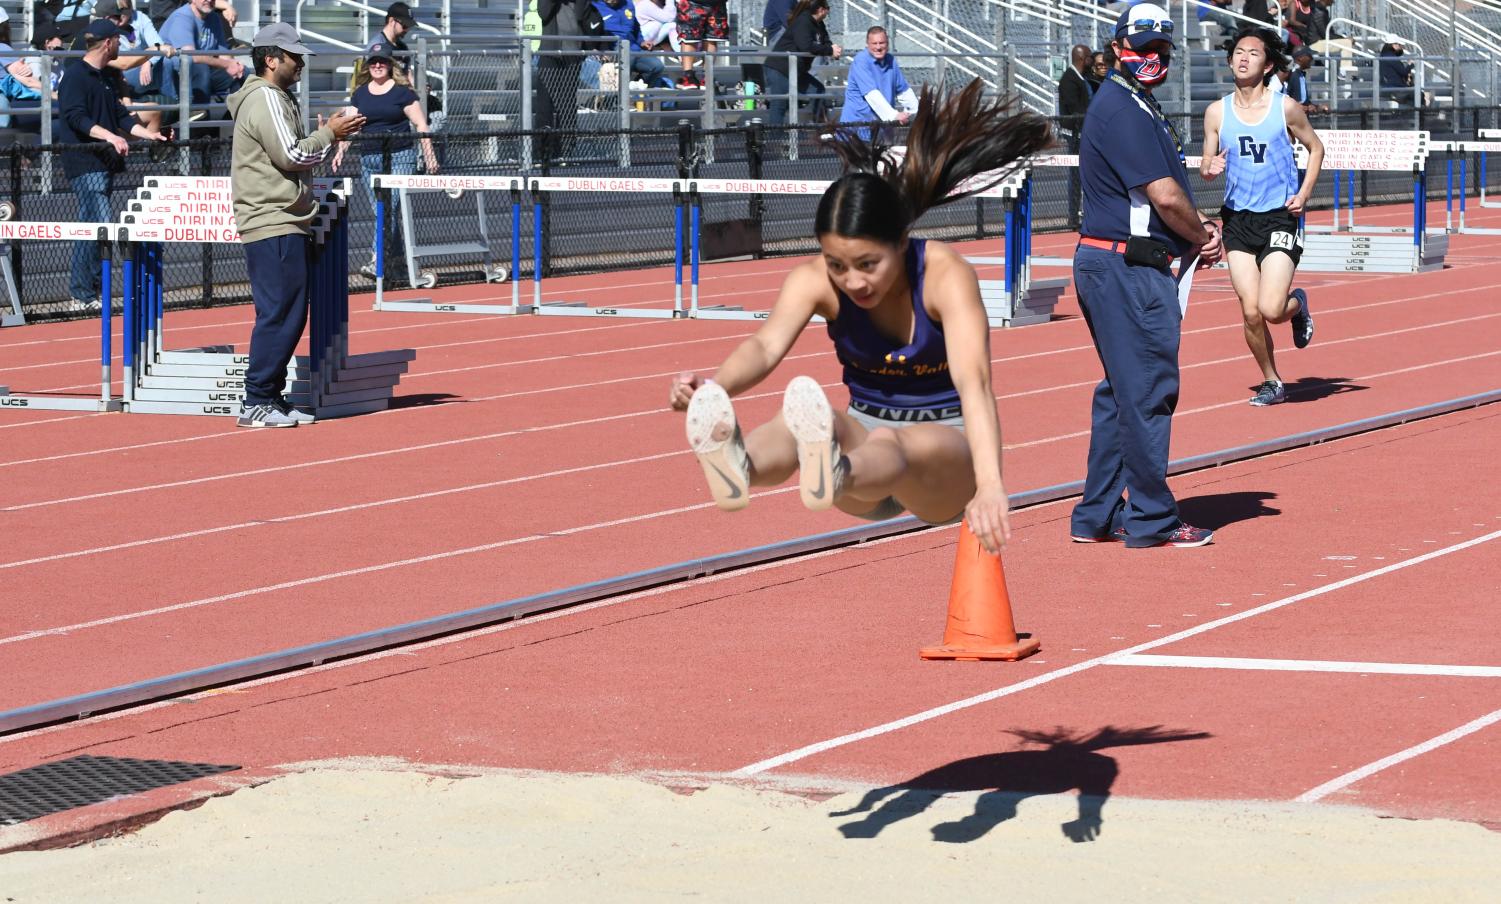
[1249,380,1287,407]
[1128,523,1215,548]
[782,376,848,511]
[274,397,317,425]
[1289,288,1314,349]
[237,402,299,428]
[1070,526,1128,543]
[685,381,751,511]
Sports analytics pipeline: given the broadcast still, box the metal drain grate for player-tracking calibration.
[0,755,240,825]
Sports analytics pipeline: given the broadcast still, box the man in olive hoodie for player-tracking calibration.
[227,22,364,427]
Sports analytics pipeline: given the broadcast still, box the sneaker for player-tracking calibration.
[685,381,750,511]
[68,297,102,314]
[237,402,299,428]
[358,256,379,280]
[1070,526,1127,543]
[1129,523,1215,548]
[781,376,847,511]
[1249,380,1286,407]
[273,397,316,425]
[1290,288,1314,349]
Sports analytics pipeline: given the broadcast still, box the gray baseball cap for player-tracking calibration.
[252,22,315,55]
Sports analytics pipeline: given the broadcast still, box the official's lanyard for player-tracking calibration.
[1108,70,1185,164]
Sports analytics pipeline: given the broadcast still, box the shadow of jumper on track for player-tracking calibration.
[830,725,1210,844]
[1279,376,1367,404]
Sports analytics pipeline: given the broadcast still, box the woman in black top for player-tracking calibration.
[763,0,841,126]
[331,42,438,273]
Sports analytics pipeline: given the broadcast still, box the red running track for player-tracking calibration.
[2,404,1497,841]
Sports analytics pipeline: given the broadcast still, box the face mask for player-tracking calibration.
[1118,46,1171,86]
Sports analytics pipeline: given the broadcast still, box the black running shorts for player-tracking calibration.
[1219,206,1304,266]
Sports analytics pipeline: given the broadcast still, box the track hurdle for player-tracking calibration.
[1300,130,1444,274]
[0,221,123,412]
[119,176,415,418]
[1475,129,1501,210]
[1439,140,1501,235]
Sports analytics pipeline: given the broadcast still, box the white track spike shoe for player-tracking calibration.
[685,381,751,511]
[782,376,847,511]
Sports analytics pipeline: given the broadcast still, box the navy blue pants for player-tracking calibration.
[243,234,310,407]
[1070,245,1183,545]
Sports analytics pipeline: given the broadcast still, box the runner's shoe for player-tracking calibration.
[1070,527,1127,543]
[1128,523,1215,548]
[1290,288,1314,349]
[1249,380,1286,407]
[274,397,317,425]
[237,402,298,428]
[782,376,848,511]
[685,381,750,511]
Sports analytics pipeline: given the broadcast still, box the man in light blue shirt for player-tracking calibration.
[838,26,917,128]
[159,0,243,102]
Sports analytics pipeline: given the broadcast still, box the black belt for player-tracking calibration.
[850,401,963,423]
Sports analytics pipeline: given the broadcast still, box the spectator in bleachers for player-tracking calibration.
[59,18,167,312]
[331,42,438,279]
[88,0,178,136]
[636,0,678,53]
[1286,45,1323,112]
[1305,0,1338,46]
[536,0,587,159]
[147,0,236,32]
[1057,43,1093,229]
[761,0,792,47]
[159,0,245,104]
[1283,0,1311,47]
[591,0,674,88]
[39,0,96,42]
[1087,49,1110,91]
[1,8,51,110]
[839,27,916,131]
[763,0,841,126]
[350,3,444,121]
[675,0,727,88]
[1378,35,1418,107]
[1239,0,1275,27]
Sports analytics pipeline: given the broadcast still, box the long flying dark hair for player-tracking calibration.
[815,81,1055,245]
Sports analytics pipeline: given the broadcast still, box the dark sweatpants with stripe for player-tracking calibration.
[1069,245,1184,545]
[243,233,310,407]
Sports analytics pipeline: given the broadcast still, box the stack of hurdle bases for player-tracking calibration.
[1301,129,1446,274]
[0,221,121,411]
[1438,130,1501,236]
[118,176,415,418]
[369,169,1053,327]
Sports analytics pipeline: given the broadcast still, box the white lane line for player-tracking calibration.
[1113,654,1501,678]
[1296,707,1501,802]
[0,486,797,645]
[731,526,1501,777]
[0,449,689,571]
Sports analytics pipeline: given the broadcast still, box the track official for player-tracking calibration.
[1070,3,1223,548]
[227,23,363,428]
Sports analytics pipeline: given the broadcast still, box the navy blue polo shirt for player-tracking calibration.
[1078,76,1196,257]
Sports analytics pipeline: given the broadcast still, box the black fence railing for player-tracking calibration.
[3,107,1500,323]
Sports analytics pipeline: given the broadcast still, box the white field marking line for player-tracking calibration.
[1296,707,1501,802]
[0,486,800,646]
[1114,654,1501,678]
[0,448,689,571]
[1004,347,1501,450]
[12,328,1501,511]
[0,519,962,748]
[732,526,1501,777]
[0,413,105,432]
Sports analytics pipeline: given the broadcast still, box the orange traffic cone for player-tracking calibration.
[919,521,1040,661]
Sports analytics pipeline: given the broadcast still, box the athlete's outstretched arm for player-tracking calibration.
[1283,97,1324,217]
[925,244,1010,553]
[1200,101,1226,181]
[669,262,829,410]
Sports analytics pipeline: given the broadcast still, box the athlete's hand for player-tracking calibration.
[669,371,706,411]
[1287,191,1310,217]
[965,484,1012,554]
[1198,220,1223,265]
[1203,149,1227,179]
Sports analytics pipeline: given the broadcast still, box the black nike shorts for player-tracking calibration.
[1220,206,1304,266]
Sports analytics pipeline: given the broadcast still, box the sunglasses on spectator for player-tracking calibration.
[1122,18,1174,36]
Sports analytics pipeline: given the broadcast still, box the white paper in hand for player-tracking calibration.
[1176,253,1199,318]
